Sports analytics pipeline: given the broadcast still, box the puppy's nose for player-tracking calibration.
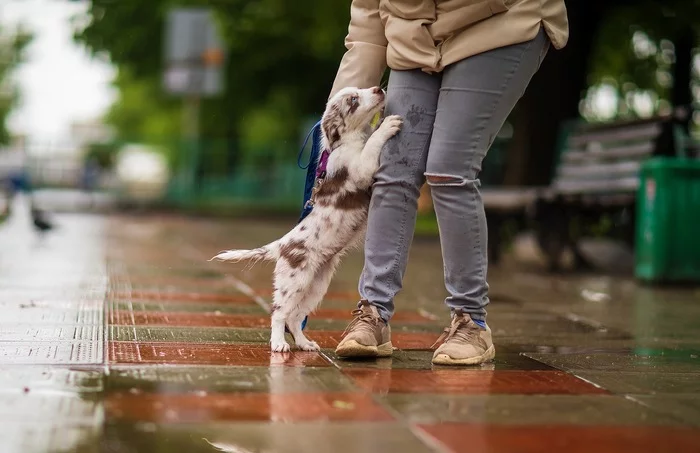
[372,86,384,96]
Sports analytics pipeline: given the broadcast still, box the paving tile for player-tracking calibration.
[0,367,103,393]
[108,341,331,367]
[575,371,700,394]
[497,339,636,354]
[0,308,102,325]
[0,325,103,342]
[343,369,608,395]
[383,394,679,424]
[255,287,359,302]
[107,366,355,393]
[106,392,393,423]
[0,342,104,365]
[308,330,438,350]
[110,310,270,328]
[633,394,700,426]
[109,326,271,343]
[306,318,443,333]
[526,351,700,373]
[111,300,264,314]
[310,308,440,323]
[1,424,101,453]
[0,394,102,423]
[111,290,256,303]
[103,421,434,453]
[415,424,700,453]
[330,350,552,371]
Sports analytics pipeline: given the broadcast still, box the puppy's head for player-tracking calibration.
[321,86,385,149]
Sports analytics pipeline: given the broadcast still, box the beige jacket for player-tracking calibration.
[330,0,569,96]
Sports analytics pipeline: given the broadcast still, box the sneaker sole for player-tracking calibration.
[335,340,393,358]
[431,344,496,366]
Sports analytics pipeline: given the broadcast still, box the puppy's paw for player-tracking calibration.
[270,341,291,353]
[296,340,320,352]
[379,115,403,138]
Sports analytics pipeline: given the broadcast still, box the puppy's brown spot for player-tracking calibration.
[335,190,371,211]
[315,167,349,200]
[322,104,344,147]
[314,228,320,240]
[300,225,306,232]
[279,239,307,269]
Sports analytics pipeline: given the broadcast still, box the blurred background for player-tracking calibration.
[0,0,699,272]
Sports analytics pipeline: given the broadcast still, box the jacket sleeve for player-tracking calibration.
[329,0,388,98]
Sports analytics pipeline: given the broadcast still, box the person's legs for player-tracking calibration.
[427,28,549,324]
[359,69,441,321]
[336,68,440,357]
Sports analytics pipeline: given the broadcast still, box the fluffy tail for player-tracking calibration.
[209,241,279,264]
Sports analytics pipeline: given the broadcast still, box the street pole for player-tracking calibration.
[182,94,200,202]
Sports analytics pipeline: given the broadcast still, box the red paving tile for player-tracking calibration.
[106,392,393,423]
[111,310,435,327]
[109,341,331,367]
[110,310,269,328]
[416,424,700,453]
[113,290,256,304]
[344,369,608,395]
[308,330,437,350]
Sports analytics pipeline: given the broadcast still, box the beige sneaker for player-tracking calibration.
[432,309,495,365]
[335,300,392,358]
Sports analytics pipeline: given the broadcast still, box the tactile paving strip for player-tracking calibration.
[0,342,104,365]
[0,325,103,342]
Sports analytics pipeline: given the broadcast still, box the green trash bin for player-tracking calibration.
[635,157,700,283]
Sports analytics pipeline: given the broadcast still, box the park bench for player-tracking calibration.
[531,111,696,270]
[479,135,540,264]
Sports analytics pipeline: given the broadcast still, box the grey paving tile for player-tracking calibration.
[382,394,682,425]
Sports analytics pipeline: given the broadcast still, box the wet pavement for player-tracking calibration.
[1,202,700,452]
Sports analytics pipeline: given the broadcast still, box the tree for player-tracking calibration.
[0,25,32,145]
[73,0,350,174]
[504,0,700,186]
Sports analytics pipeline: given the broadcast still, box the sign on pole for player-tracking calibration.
[163,8,225,97]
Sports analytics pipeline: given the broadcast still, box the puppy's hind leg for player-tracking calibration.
[270,262,316,352]
[270,305,290,353]
[287,308,318,352]
[288,256,341,352]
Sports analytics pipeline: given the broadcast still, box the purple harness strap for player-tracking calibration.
[316,150,330,178]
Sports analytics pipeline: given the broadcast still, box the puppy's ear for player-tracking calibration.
[322,104,343,148]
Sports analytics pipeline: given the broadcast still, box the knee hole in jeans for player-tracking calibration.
[425,173,481,188]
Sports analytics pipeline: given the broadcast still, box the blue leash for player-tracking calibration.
[285,120,322,334]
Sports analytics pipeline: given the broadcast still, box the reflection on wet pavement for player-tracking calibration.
[1,211,699,452]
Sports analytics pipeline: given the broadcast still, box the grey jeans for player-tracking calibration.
[359,27,550,323]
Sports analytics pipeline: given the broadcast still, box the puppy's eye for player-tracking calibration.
[350,96,358,104]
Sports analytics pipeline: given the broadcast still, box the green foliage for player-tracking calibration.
[84,141,119,169]
[0,25,32,145]
[583,0,700,121]
[74,0,351,172]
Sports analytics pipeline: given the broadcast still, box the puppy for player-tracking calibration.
[211,86,402,352]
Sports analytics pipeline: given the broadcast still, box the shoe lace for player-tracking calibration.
[431,311,479,349]
[341,307,380,338]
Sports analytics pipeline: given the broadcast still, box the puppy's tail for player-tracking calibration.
[209,241,280,264]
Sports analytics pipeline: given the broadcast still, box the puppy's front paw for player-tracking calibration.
[379,115,403,138]
[271,341,291,352]
[296,340,320,352]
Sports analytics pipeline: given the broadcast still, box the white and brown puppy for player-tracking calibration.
[211,86,402,352]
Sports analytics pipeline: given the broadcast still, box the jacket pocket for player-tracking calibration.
[430,0,513,41]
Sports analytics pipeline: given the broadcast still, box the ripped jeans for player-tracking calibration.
[359,27,550,323]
